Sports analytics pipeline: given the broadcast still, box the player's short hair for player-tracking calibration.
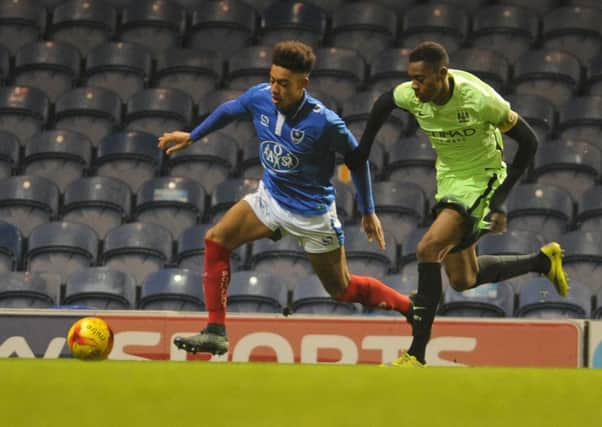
[272,41,316,74]
[409,41,449,70]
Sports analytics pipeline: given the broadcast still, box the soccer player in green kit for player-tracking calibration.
[345,42,570,367]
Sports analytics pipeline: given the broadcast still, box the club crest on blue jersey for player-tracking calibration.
[260,141,300,173]
[290,128,305,144]
[260,114,270,127]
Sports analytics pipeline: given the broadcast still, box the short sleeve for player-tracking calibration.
[392,82,413,110]
[479,87,511,127]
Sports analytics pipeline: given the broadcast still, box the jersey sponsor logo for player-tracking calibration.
[291,128,305,144]
[457,110,470,123]
[260,141,300,172]
[260,114,270,127]
[428,128,476,140]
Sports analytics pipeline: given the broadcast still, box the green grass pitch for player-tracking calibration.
[1,359,601,427]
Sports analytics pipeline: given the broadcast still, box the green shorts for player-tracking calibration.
[432,170,505,252]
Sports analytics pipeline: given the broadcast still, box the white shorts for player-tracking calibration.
[243,181,344,254]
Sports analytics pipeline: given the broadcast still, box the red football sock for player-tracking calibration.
[203,238,231,324]
[339,274,411,314]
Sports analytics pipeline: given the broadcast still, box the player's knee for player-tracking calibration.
[448,273,477,291]
[417,237,446,262]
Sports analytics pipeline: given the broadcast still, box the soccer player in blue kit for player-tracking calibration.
[158,41,412,355]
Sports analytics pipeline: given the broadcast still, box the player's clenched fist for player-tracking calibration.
[158,131,192,155]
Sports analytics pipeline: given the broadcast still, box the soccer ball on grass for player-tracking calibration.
[67,317,114,361]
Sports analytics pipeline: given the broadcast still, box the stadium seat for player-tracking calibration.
[449,48,509,94]
[62,176,132,238]
[344,224,397,278]
[133,177,206,238]
[542,6,602,65]
[470,4,538,63]
[102,222,173,285]
[399,227,451,291]
[292,274,357,315]
[0,0,44,55]
[125,88,193,137]
[26,221,99,280]
[48,0,117,57]
[248,236,313,291]
[558,230,602,293]
[367,47,411,93]
[0,86,49,142]
[22,130,92,192]
[85,42,152,102]
[227,271,287,313]
[333,181,355,224]
[239,137,261,179]
[594,288,602,319]
[0,131,20,179]
[373,181,426,246]
[176,223,246,272]
[139,268,204,311]
[587,54,602,96]
[208,178,259,222]
[186,0,256,59]
[516,277,591,319]
[226,45,272,90]
[0,271,61,308]
[54,87,122,147]
[362,272,418,316]
[505,94,556,141]
[119,0,185,58]
[0,175,59,236]
[329,2,396,63]
[155,48,222,104]
[64,267,136,309]
[439,282,515,318]
[95,131,162,193]
[506,183,574,242]
[166,131,238,194]
[0,220,23,272]
[259,1,327,49]
[557,96,602,144]
[310,48,365,105]
[533,139,600,202]
[386,135,436,199]
[512,49,582,109]
[577,186,602,232]
[398,3,469,53]
[197,89,254,144]
[0,44,9,86]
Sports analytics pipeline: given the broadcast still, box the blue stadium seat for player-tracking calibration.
[0,44,10,86]
[344,224,396,278]
[470,4,538,63]
[155,48,222,104]
[587,54,602,96]
[95,131,162,193]
[226,45,272,90]
[119,0,185,58]
[26,221,99,280]
[54,87,122,147]
[577,186,602,232]
[48,0,116,57]
[0,175,59,236]
[516,277,591,319]
[0,271,61,308]
[134,177,206,238]
[367,47,411,93]
[102,222,173,285]
[259,1,327,48]
[64,267,136,309]
[228,271,287,313]
[239,137,261,178]
[542,6,602,65]
[197,89,253,143]
[85,42,152,102]
[533,139,600,202]
[125,88,193,137]
[208,178,259,222]
[557,96,602,144]
[329,2,396,63]
[386,134,436,199]
[62,176,132,238]
[176,223,245,272]
[450,48,509,94]
[0,220,23,272]
[0,0,44,55]
[248,237,313,290]
[22,130,92,192]
[439,282,515,318]
[558,230,602,293]
[512,49,582,109]
[292,274,357,315]
[506,183,574,242]
[139,268,204,311]
[398,3,469,52]
[186,0,256,59]
[310,48,365,105]
[0,131,19,179]
[373,181,426,246]
[167,131,238,194]
[505,94,556,141]
[0,86,49,142]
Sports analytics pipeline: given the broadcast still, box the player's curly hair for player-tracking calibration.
[272,40,316,74]
[409,41,449,70]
